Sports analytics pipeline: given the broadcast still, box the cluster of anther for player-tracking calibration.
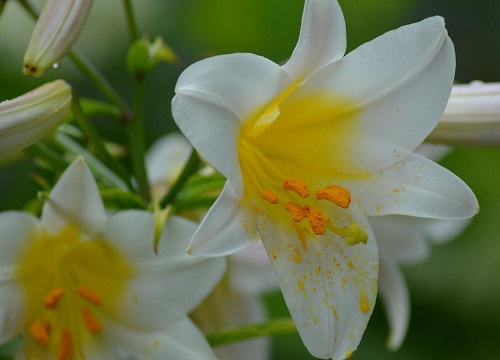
[260,178,352,236]
[29,286,103,360]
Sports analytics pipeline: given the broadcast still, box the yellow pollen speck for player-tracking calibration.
[283,178,310,198]
[347,261,354,269]
[29,318,51,346]
[359,293,370,313]
[82,308,102,334]
[341,278,348,284]
[292,248,302,264]
[76,287,102,306]
[345,350,353,359]
[305,206,326,235]
[43,288,65,309]
[260,188,280,204]
[58,329,73,360]
[316,185,351,209]
[285,201,307,222]
[312,317,318,324]
[297,279,305,290]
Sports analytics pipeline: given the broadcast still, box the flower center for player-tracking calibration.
[260,178,368,246]
[16,225,134,359]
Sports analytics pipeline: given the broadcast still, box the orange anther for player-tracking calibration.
[283,178,310,198]
[82,308,102,334]
[76,287,101,306]
[43,288,64,309]
[316,185,351,209]
[284,202,307,222]
[306,207,326,235]
[29,318,51,347]
[260,189,280,204]
[57,329,73,360]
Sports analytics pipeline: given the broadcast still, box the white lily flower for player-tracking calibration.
[146,134,271,360]
[172,0,479,358]
[23,0,93,77]
[428,81,500,146]
[0,158,224,360]
[0,80,71,157]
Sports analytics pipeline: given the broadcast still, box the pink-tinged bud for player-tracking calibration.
[428,81,500,146]
[23,0,93,77]
[0,80,72,156]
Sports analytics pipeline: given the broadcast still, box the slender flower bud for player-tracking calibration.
[23,0,93,77]
[428,81,500,146]
[0,80,72,156]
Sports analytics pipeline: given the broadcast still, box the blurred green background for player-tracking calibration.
[0,0,499,359]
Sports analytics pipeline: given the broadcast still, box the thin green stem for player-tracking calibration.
[17,0,37,18]
[71,93,134,191]
[126,78,150,200]
[24,142,69,169]
[206,318,297,347]
[160,149,201,208]
[122,0,139,43]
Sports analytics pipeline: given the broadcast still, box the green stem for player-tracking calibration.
[122,0,139,42]
[17,0,37,18]
[206,318,297,347]
[71,93,134,191]
[126,78,150,200]
[24,142,69,169]
[160,149,201,208]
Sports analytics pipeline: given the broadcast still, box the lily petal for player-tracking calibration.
[188,182,258,256]
[283,0,346,81]
[351,152,479,219]
[108,316,217,360]
[259,210,378,359]
[292,16,454,173]
[104,213,225,329]
[173,53,290,193]
[378,251,410,350]
[41,157,106,236]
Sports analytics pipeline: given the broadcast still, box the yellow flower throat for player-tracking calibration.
[16,225,133,360]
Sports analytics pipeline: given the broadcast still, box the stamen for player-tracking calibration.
[76,287,101,306]
[305,206,326,235]
[284,202,307,222]
[29,318,51,347]
[82,308,102,334]
[316,185,351,209]
[43,288,64,309]
[283,178,310,198]
[57,329,73,360]
[260,189,280,204]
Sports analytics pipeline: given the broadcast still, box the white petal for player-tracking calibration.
[0,212,39,342]
[350,153,479,219]
[378,251,410,350]
[108,316,217,360]
[146,133,192,189]
[282,0,346,80]
[104,212,225,330]
[258,209,378,359]
[188,182,258,256]
[414,143,452,162]
[228,241,278,294]
[41,157,106,235]
[293,16,455,173]
[173,53,290,193]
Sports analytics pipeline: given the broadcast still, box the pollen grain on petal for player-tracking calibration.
[283,178,310,198]
[316,185,351,209]
[359,293,370,313]
[285,201,308,222]
[260,188,280,204]
[43,288,65,309]
[29,318,51,346]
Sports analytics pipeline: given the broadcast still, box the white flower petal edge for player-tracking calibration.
[41,156,107,235]
[283,0,346,80]
[108,316,218,360]
[378,251,409,350]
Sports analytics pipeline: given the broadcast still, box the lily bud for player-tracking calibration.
[428,81,500,146]
[23,0,93,77]
[0,80,72,156]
